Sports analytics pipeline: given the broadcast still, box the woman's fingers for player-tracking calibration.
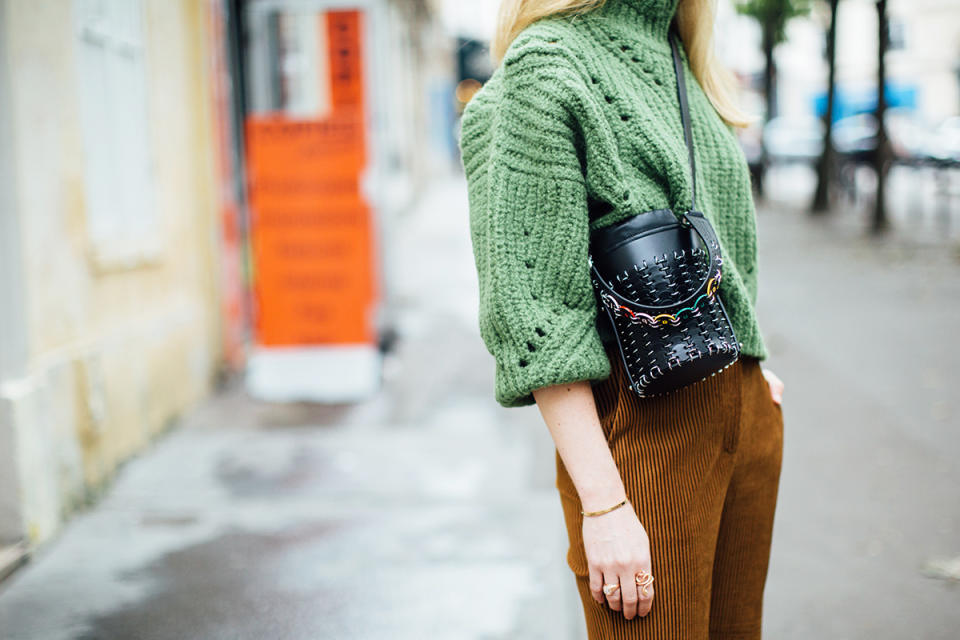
[637,565,655,617]
[602,571,623,612]
[589,566,605,604]
[618,568,640,619]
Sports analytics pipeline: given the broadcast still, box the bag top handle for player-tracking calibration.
[588,210,721,314]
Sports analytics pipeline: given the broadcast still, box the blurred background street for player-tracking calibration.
[1,0,959,638]
[2,172,959,639]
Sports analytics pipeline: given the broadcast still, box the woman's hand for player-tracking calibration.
[531,380,653,618]
[582,500,654,619]
[761,367,784,405]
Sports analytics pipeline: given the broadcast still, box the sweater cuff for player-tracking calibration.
[492,308,612,408]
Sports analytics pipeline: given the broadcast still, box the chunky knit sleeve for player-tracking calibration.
[459,34,611,408]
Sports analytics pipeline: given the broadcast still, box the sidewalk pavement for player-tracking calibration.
[0,171,958,639]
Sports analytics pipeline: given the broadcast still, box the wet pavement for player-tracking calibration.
[1,168,959,639]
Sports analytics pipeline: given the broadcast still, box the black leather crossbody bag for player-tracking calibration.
[587,29,741,397]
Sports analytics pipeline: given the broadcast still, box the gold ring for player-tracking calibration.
[602,582,621,596]
[635,570,654,597]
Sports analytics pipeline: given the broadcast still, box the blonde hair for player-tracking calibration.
[491,0,756,128]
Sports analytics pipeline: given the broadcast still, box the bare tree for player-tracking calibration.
[735,0,811,196]
[811,0,838,214]
[872,0,892,234]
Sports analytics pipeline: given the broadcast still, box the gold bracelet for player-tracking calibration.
[581,498,628,517]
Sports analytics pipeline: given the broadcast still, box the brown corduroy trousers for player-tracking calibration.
[555,345,784,639]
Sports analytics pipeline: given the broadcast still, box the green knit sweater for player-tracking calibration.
[458,0,769,408]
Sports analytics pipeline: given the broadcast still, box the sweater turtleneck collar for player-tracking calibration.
[595,0,680,43]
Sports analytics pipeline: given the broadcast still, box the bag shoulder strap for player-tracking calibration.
[587,28,724,314]
[669,29,696,213]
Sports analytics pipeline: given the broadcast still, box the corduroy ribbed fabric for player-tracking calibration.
[556,345,784,639]
[459,0,769,408]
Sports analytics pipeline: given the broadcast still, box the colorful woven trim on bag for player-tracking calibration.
[599,268,722,328]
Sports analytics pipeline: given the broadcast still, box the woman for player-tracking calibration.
[459,0,785,637]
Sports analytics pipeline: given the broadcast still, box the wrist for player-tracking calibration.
[578,485,628,514]
[581,496,629,517]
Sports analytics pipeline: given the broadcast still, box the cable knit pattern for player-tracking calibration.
[458,0,768,408]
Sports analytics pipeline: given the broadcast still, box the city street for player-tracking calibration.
[1,170,958,639]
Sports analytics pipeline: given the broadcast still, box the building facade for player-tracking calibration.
[0,0,224,549]
[0,0,454,561]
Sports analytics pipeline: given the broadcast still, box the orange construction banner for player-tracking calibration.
[245,10,377,347]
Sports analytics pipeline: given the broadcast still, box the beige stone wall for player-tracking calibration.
[0,0,223,545]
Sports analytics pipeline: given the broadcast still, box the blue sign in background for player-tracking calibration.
[812,82,918,121]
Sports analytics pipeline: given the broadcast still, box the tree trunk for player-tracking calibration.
[757,21,776,199]
[812,0,839,213]
[762,22,777,120]
[873,0,891,234]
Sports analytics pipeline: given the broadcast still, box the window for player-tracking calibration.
[74,0,157,267]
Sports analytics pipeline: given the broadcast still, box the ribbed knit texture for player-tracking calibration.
[458,0,769,408]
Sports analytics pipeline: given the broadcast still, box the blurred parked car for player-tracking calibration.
[831,113,876,164]
[925,116,960,164]
[831,108,941,165]
[750,108,957,173]
[886,108,935,161]
[762,115,824,164]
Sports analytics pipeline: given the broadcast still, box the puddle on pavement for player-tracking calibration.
[75,523,346,640]
[215,448,326,498]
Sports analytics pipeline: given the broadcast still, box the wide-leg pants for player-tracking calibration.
[555,345,784,639]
